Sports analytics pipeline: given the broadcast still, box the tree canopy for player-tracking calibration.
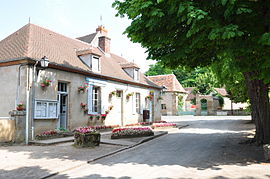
[145,63,221,95]
[113,0,270,143]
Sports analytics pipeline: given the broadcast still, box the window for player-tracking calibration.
[90,86,101,113]
[92,56,100,72]
[134,69,139,81]
[116,90,122,98]
[78,55,100,72]
[35,100,58,119]
[58,82,67,92]
[136,93,140,113]
[161,104,167,110]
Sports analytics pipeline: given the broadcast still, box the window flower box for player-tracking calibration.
[74,127,100,147]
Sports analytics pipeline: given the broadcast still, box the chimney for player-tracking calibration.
[96,25,111,53]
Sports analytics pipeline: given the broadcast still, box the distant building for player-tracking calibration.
[148,74,187,116]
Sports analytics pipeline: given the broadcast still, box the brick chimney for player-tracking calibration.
[96,25,111,53]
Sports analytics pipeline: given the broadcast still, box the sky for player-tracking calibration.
[0,0,155,72]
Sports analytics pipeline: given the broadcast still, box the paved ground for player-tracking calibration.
[0,128,166,179]
[50,116,270,179]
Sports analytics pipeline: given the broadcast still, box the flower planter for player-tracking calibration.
[263,144,270,161]
[111,127,154,139]
[74,132,100,147]
[16,106,25,111]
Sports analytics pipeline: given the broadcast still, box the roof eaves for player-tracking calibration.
[49,62,163,90]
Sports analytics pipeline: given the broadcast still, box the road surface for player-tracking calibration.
[51,116,270,179]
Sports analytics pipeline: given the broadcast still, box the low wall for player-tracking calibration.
[0,118,15,142]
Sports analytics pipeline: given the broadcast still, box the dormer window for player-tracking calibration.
[76,48,102,73]
[92,56,100,72]
[120,62,140,81]
[134,68,139,81]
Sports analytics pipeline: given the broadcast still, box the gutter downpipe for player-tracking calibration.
[31,61,39,140]
[25,66,30,144]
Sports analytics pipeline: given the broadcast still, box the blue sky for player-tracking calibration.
[0,0,155,72]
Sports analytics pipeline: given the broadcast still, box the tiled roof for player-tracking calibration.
[0,24,160,88]
[77,33,97,44]
[148,74,186,93]
[119,62,140,69]
[184,87,196,101]
[214,88,228,97]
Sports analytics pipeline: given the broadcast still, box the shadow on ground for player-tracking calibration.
[0,118,268,179]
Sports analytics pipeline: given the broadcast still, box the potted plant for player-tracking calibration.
[89,114,94,121]
[16,103,25,111]
[40,77,52,88]
[126,92,134,100]
[96,115,101,121]
[101,114,107,120]
[78,84,87,93]
[80,103,87,109]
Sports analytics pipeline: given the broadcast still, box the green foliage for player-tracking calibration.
[211,57,248,103]
[145,63,221,95]
[113,0,270,79]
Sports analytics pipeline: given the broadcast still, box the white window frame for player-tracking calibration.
[92,86,101,113]
[88,85,102,114]
[134,69,139,81]
[92,55,100,72]
[34,99,58,119]
[135,93,141,114]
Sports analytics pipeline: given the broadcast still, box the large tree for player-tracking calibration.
[113,0,270,143]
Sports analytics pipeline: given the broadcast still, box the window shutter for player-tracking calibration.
[88,85,93,114]
[100,87,105,114]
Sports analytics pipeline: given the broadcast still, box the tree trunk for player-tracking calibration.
[244,72,270,144]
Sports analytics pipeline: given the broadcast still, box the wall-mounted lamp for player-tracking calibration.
[40,56,49,68]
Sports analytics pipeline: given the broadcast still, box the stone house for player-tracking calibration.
[185,87,248,115]
[0,24,162,143]
[148,74,187,116]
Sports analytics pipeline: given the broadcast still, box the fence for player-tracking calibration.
[0,117,15,142]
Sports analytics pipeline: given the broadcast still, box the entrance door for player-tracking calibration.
[115,90,123,126]
[58,82,68,129]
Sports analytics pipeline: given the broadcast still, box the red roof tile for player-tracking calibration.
[0,24,160,89]
[148,74,186,93]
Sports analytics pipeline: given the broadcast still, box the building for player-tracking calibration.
[148,74,187,116]
[0,24,162,143]
[185,87,248,116]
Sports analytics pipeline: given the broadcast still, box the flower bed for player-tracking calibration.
[125,121,167,127]
[111,127,154,139]
[74,127,100,147]
[151,123,177,129]
[35,130,73,140]
[82,125,120,131]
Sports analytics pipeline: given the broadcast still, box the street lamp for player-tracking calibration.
[40,56,49,68]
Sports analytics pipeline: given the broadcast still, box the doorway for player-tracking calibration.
[58,82,68,129]
[115,90,123,126]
